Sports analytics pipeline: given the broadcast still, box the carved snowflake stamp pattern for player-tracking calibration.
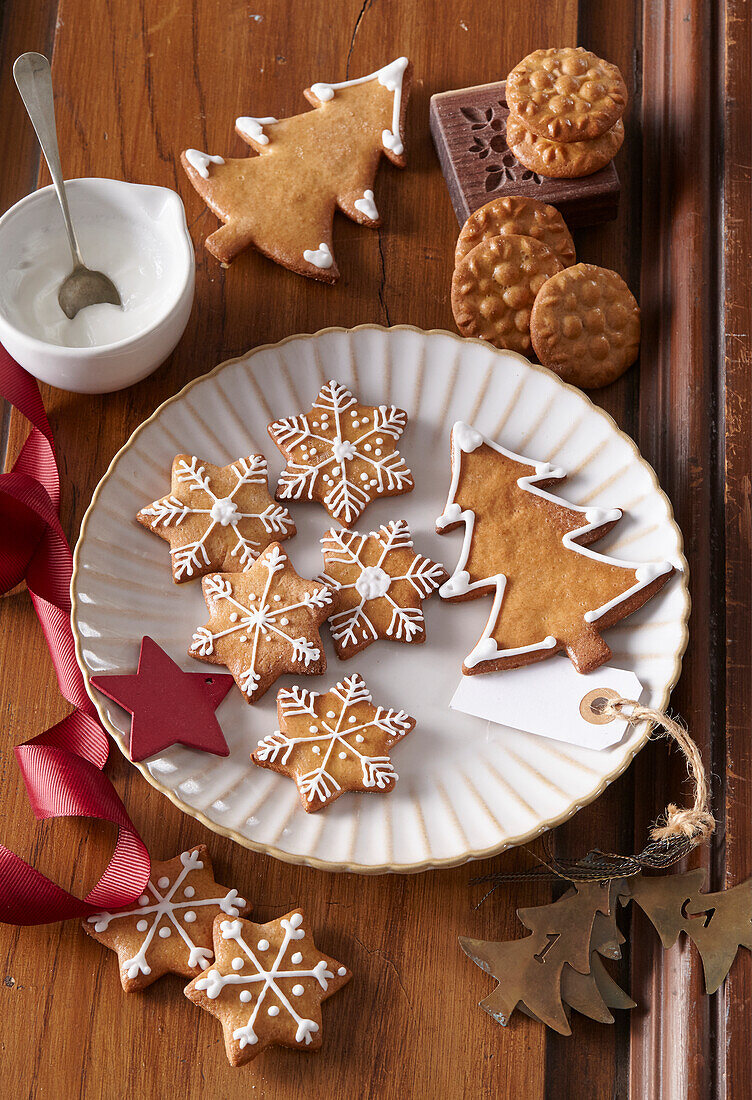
[252,673,415,812]
[137,453,295,583]
[268,380,414,527]
[82,846,249,992]
[189,542,332,703]
[185,910,351,1066]
[319,520,448,659]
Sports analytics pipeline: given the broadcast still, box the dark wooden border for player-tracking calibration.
[631,2,751,1098]
[718,0,752,1096]
[634,1,718,1096]
[0,2,749,1096]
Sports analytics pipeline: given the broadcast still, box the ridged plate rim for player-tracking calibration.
[71,324,690,874]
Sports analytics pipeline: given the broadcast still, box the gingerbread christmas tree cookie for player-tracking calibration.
[320,520,447,659]
[253,674,415,812]
[82,846,248,992]
[268,379,414,526]
[189,543,331,703]
[436,422,674,675]
[181,57,412,281]
[185,910,351,1066]
[137,454,295,582]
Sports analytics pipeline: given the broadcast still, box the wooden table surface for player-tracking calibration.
[1,1,749,1097]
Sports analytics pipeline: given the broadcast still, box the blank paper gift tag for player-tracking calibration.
[450,657,644,750]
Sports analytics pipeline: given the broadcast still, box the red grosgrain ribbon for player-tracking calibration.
[0,346,149,924]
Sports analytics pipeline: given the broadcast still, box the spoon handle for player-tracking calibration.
[13,52,85,268]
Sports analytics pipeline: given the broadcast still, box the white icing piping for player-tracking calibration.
[87,849,245,979]
[235,116,278,145]
[318,521,445,651]
[303,243,333,270]
[196,913,326,1048]
[185,149,225,179]
[309,56,409,156]
[255,674,411,805]
[354,189,379,221]
[436,421,674,669]
[138,455,293,578]
[269,381,412,526]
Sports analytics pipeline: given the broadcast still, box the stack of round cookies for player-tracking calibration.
[505,46,627,179]
[451,195,574,356]
[450,194,641,389]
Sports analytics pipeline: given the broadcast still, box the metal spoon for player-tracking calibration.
[13,52,122,320]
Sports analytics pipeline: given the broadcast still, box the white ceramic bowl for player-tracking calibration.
[0,179,194,393]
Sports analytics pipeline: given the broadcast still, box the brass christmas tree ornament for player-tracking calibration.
[460,697,752,1035]
[459,880,635,1035]
[627,871,752,995]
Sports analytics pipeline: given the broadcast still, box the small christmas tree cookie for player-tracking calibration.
[268,379,414,527]
[185,911,351,1066]
[82,846,249,992]
[253,674,415,812]
[189,543,331,703]
[180,57,412,281]
[437,421,674,675]
[320,520,447,659]
[137,453,295,583]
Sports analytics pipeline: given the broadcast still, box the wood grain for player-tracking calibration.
[632,3,721,1098]
[719,0,752,1095]
[0,1,747,1098]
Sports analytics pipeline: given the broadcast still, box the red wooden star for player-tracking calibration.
[91,636,234,762]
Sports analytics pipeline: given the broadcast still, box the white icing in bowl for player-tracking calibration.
[0,179,194,393]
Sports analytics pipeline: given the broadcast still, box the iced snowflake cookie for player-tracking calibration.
[189,543,331,703]
[184,911,351,1066]
[436,421,674,675]
[180,56,411,281]
[268,379,414,526]
[82,846,248,993]
[320,520,447,659]
[253,674,415,812]
[137,454,295,583]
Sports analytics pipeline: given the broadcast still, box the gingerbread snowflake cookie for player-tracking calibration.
[185,910,351,1066]
[137,454,295,582]
[82,846,248,992]
[320,520,447,659]
[268,380,414,527]
[436,422,674,675]
[189,543,331,703]
[253,674,415,812]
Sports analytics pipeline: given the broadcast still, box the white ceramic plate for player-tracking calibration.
[72,326,689,873]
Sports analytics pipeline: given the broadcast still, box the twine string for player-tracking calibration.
[470,697,714,899]
[603,697,715,842]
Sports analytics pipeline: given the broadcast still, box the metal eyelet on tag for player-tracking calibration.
[579,687,620,725]
[450,658,643,750]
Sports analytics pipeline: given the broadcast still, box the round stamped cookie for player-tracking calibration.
[506,47,627,142]
[530,262,640,389]
[455,196,576,268]
[506,116,624,179]
[451,234,562,354]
